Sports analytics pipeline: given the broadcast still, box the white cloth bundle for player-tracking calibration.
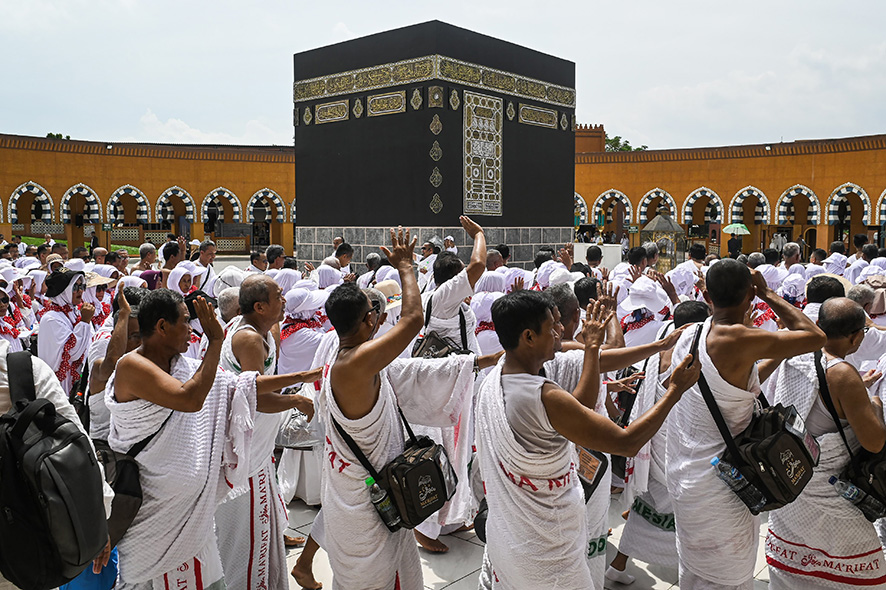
[476,363,590,589]
[823,253,848,276]
[106,355,257,584]
[318,354,474,590]
[665,318,761,586]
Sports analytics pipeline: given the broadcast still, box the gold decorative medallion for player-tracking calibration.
[411,88,423,110]
[430,167,443,188]
[506,102,515,121]
[429,86,444,108]
[429,193,443,214]
[303,107,313,125]
[560,113,569,130]
[367,91,406,116]
[429,140,442,162]
[353,98,363,118]
[518,103,557,128]
[449,89,460,110]
[315,100,349,124]
[430,114,443,135]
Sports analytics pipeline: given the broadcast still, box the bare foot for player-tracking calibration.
[414,530,450,553]
[291,560,322,589]
[284,535,306,547]
[451,523,474,533]
[621,509,630,521]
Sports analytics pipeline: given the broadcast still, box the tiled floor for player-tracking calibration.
[284,495,772,589]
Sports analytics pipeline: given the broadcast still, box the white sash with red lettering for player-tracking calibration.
[476,363,591,589]
[767,353,886,588]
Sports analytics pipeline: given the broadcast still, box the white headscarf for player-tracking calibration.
[274,269,303,295]
[284,288,328,321]
[167,264,193,297]
[471,291,503,323]
[48,272,85,321]
[91,264,120,279]
[475,271,506,293]
[318,265,343,289]
[375,266,400,286]
[805,264,826,280]
[118,276,147,290]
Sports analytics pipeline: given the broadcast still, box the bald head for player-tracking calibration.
[818,297,866,339]
[239,274,276,315]
[486,249,503,270]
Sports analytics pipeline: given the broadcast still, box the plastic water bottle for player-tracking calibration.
[829,476,886,521]
[366,476,401,532]
[711,457,767,514]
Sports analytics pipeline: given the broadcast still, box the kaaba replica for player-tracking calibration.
[293,20,576,267]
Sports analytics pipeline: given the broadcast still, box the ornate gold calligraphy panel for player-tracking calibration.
[518,104,558,129]
[463,91,503,216]
[315,100,349,124]
[367,91,406,117]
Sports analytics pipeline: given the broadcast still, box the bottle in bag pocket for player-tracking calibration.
[711,457,767,515]
[366,476,401,532]
[828,476,886,521]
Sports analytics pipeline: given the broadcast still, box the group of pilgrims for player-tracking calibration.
[2,219,886,590]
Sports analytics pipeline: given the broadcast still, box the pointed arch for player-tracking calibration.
[878,188,886,225]
[728,186,771,225]
[776,184,820,225]
[61,183,102,224]
[155,186,196,224]
[637,188,677,224]
[201,187,242,223]
[8,181,54,224]
[592,189,633,225]
[107,185,150,224]
[827,182,870,225]
[574,192,589,224]
[681,187,724,224]
[247,188,285,223]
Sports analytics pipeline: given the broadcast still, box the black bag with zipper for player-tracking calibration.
[814,349,886,521]
[331,405,458,530]
[0,351,108,590]
[412,298,471,359]
[691,325,819,514]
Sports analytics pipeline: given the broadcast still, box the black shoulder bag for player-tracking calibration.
[814,350,886,521]
[93,411,173,547]
[411,297,470,358]
[330,406,458,531]
[691,325,818,513]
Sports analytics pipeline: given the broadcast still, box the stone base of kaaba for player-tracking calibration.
[295,225,576,272]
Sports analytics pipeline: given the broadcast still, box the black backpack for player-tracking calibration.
[0,351,108,590]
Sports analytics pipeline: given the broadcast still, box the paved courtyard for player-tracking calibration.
[282,496,773,589]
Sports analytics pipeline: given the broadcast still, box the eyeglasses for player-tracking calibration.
[95,285,107,291]
[72,282,86,292]
[364,300,381,319]
[421,246,432,251]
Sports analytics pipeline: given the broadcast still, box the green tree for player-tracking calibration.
[605,133,647,152]
[46,133,70,140]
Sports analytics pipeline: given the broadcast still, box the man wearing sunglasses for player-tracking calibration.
[38,268,95,395]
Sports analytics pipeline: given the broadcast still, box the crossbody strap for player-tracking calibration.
[814,349,854,459]
[7,350,36,404]
[458,307,468,350]
[128,411,174,458]
[424,298,433,329]
[691,325,748,466]
[330,402,421,481]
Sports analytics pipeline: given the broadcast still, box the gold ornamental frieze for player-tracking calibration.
[367,91,406,116]
[315,100,349,124]
[293,55,575,108]
[518,104,558,129]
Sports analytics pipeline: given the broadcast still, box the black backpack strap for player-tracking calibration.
[459,307,468,350]
[424,298,433,329]
[814,349,854,458]
[128,411,174,458]
[396,404,420,446]
[330,415,382,480]
[7,350,36,404]
[72,357,90,404]
[691,324,747,466]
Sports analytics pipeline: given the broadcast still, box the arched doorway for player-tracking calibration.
[827,183,870,246]
[591,189,632,243]
[729,186,771,254]
[682,187,725,255]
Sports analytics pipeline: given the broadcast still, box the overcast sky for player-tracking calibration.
[1,0,883,150]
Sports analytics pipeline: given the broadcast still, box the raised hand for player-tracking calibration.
[600,267,610,281]
[597,281,619,313]
[628,265,643,283]
[658,324,689,350]
[117,286,131,316]
[80,302,95,323]
[653,272,678,303]
[862,370,883,389]
[459,215,484,239]
[512,276,524,292]
[669,353,700,396]
[607,372,645,395]
[380,226,417,270]
[558,247,573,269]
[582,299,614,348]
[304,261,315,273]
[694,270,706,295]
[750,268,769,298]
[343,273,357,283]
[194,296,224,342]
